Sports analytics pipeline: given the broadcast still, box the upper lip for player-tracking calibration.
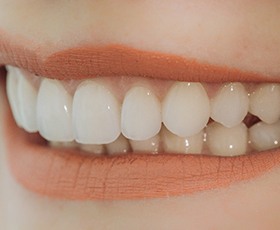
[0,31,279,83]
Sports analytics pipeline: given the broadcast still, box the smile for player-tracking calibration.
[1,39,280,200]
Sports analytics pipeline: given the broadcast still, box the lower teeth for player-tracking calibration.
[48,120,280,157]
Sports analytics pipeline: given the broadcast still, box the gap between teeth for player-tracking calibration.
[6,65,280,157]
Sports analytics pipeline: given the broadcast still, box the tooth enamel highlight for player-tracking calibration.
[106,134,131,155]
[211,83,249,128]
[162,82,210,137]
[249,121,280,151]
[17,71,38,132]
[121,86,161,141]
[6,66,23,127]
[206,122,248,156]
[130,134,161,153]
[37,79,74,142]
[161,126,203,154]
[249,84,280,124]
[73,80,121,144]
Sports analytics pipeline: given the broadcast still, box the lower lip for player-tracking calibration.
[2,83,280,201]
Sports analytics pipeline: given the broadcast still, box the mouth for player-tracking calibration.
[1,38,280,201]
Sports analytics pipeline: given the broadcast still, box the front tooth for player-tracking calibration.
[130,134,161,153]
[80,144,105,155]
[206,122,247,156]
[121,86,161,141]
[249,84,280,124]
[17,71,38,132]
[249,121,280,151]
[37,79,74,142]
[73,80,121,144]
[106,134,131,155]
[211,83,249,128]
[162,82,210,137]
[6,66,22,127]
[161,126,203,154]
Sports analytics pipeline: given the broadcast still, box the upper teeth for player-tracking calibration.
[6,65,280,156]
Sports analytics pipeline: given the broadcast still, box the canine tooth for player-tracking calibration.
[18,71,38,132]
[161,126,203,154]
[211,83,249,128]
[37,79,74,142]
[162,82,210,137]
[6,66,22,127]
[73,81,121,144]
[80,144,105,155]
[121,86,161,140]
[130,134,161,153]
[206,122,247,156]
[249,84,280,124]
[249,121,280,151]
[106,134,131,155]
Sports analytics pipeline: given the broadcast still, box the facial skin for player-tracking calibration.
[1,1,280,229]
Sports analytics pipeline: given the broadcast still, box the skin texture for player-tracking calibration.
[1,0,280,229]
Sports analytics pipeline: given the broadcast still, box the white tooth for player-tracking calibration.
[130,134,161,153]
[37,79,74,142]
[211,83,249,128]
[49,141,78,149]
[6,66,22,127]
[249,84,280,124]
[17,71,38,132]
[121,86,161,141]
[106,134,131,155]
[80,144,105,155]
[162,82,210,137]
[249,121,280,151]
[73,80,121,144]
[206,122,247,156]
[161,126,203,154]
